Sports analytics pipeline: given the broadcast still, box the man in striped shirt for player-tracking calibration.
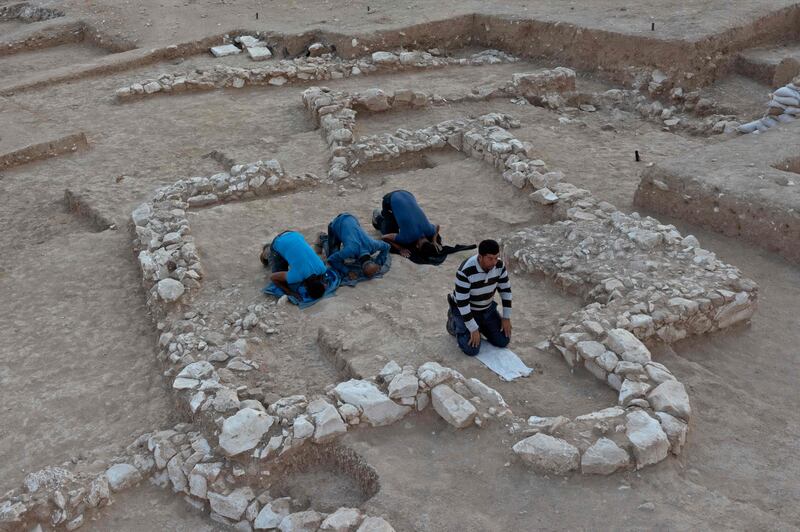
[447,239,512,356]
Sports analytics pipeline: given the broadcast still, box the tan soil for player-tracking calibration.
[2,1,800,530]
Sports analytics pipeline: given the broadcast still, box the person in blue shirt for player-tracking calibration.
[324,213,390,279]
[260,231,328,299]
[371,190,441,259]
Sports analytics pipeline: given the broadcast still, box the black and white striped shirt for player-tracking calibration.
[453,254,512,332]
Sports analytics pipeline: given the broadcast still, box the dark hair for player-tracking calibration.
[419,240,437,258]
[478,239,500,256]
[305,275,326,299]
[260,243,270,268]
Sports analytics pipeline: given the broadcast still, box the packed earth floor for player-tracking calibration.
[1,1,800,531]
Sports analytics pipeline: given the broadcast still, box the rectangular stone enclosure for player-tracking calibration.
[635,120,800,264]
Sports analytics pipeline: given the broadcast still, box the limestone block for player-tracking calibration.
[604,328,651,364]
[388,373,419,399]
[254,497,291,529]
[625,410,669,468]
[292,415,314,440]
[248,47,272,61]
[581,437,630,475]
[157,278,185,302]
[512,433,580,475]
[307,398,347,442]
[526,415,568,433]
[656,411,688,454]
[320,507,363,531]
[576,341,606,360]
[219,408,275,456]
[105,464,141,492]
[465,378,507,408]
[358,88,390,111]
[334,380,410,426]
[648,381,691,421]
[645,362,675,384]
[371,51,398,65]
[278,510,324,532]
[574,406,624,422]
[619,379,651,406]
[530,187,558,205]
[356,516,395,532]
[208,487,254,520]
[211,44,241,57]
[431,384,477,428]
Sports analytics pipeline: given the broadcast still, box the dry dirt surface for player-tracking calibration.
[2,0,800,531]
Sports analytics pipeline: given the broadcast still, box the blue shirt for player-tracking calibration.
[272,231,327,284]
[327,213,389,274]
[390,190,436,245]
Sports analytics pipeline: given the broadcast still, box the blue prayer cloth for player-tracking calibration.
[390,190,436,246]
[263,268,341,309]
[272,231,327,285]
[326,213,390,276]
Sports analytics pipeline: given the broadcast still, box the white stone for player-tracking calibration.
[526,415,568,433]
[334,380,410,426]
[292,415,314,440]
[208,487,254,520]
[388,373,419,399]
[645,362,676,384]
[105,464,141,492]
[574,406,625,422]
[378,360,401,382]
[157,278,185,302]
[320,507,362,531]
[166,455,187,493]
[417,362,457,387]
[248,47,272,61]
[172,377,199,390]
[278,510,324,532]
[356,516,395,532]
[530,187,558,205]
[656,411,688,454]
[371,51,398,64]
[581,437,630,475]
[131,203,153,226]
[431,384,477,428]
[307,398,347,442]
[618,379,651,406]
[254,497,291,529]
[358,88,390,111]
[211,44,242,57]
[604,328,651,364]
[143,81,161,94]
[576,340,605,360]
[512,433,580,475]
[178,361,214,380]
[596,350,619,372]
[648,381,691,420]
[625,410,669,468]
[219,408,274,456]
[465,378,507,408]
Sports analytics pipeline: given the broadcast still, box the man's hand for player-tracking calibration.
[348,271,359,281]
[501,318,512,338]
[469,330,481,348]
[400,248,411,258]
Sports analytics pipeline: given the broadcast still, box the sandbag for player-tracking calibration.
[773,95,800,107]
[760,116,778,128]
[768,100,787,109]
[784,106,800,116]
[775,113,795,123]
[737,120,761,133]
[773,86,800,99]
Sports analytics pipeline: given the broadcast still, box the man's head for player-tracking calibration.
[260,243,270,268]
[360,255,381,278]
[477,239,501,271]
[304,274,327,300]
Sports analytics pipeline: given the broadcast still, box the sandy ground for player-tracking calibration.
[2,1,800,530]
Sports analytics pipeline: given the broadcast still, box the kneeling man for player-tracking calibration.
[372,190,440,259]
[261,231,328,300]
[447,239,512,356]
[325,212,390,279]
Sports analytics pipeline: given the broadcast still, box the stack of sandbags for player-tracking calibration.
[738,75,800,134]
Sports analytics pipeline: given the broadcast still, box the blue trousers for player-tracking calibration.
[448,298,509,356]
